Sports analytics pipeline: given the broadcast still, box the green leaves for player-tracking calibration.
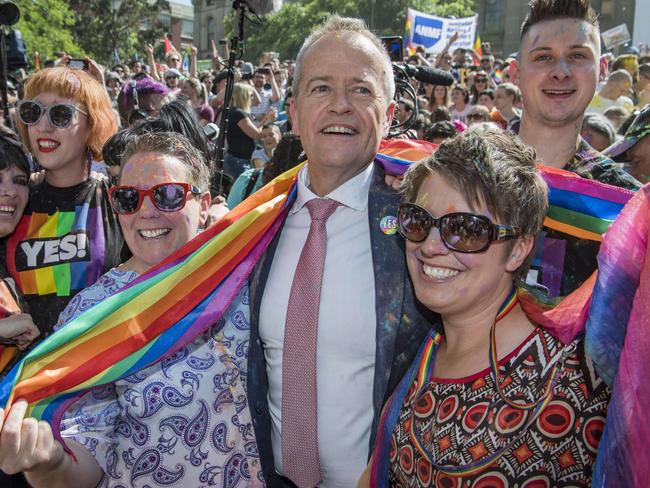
[17,0,82,64]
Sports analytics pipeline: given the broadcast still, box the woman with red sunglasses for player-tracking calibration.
[362,127,611,486]
[0,132,268,488]
[6,66,122,339]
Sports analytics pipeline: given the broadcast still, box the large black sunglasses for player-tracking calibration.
[17,100,88,129]
[398,202,519,253]
[109,182,202,215]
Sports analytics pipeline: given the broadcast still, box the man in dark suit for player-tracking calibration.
[246,16,432,487]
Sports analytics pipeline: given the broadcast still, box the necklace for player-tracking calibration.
[407,288,576,477]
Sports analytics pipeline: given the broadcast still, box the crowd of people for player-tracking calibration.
[0,0,648,487]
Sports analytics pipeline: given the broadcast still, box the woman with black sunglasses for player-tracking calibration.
[6,66,123,339]
[363,127,611,486]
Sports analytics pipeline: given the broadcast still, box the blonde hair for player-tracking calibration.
[231,82,255,111]
[18,67,117,161]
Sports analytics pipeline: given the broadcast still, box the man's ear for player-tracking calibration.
[384,100,396,136]
[289,97,300,136]
[509,59,520,86]
[599,55,609,83]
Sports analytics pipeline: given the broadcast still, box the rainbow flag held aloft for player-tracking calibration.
[473,25,483,61]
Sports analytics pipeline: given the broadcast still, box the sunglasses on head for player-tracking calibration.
[109,182,202,215]
[398,202,519,253]
[17,100,88,129]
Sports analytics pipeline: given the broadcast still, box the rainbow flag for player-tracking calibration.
[539,165,635,242]
[473,26,483,62]
[376,141,634,242]
[0,164,301,445]
[0,139,641,473]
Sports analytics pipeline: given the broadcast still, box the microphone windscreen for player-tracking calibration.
[414,66,455,86]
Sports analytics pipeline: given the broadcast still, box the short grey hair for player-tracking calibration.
[291,15,395,103]
[121,131,211,191]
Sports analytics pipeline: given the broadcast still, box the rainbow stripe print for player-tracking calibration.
[7,203,105,297]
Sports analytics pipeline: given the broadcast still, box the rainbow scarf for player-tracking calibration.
[0,140,646,486]
[368,147,648,486]
[377,139,635,242]
[0,163,302,443]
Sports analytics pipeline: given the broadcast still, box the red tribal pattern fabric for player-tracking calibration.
[389,328,610,487]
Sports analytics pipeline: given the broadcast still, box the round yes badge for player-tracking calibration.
[380,215,398,235]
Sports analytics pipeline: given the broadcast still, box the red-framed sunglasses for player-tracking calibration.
[109,182,202,215]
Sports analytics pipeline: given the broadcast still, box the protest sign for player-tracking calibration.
[406,8,478,54]
[601,24,631,49]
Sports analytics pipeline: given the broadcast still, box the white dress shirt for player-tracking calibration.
[259,162,377,487]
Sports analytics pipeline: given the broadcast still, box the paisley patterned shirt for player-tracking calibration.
[57,269,264,488]
[389,328,610,487]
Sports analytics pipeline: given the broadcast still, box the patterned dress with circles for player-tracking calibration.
[389,328,610,487]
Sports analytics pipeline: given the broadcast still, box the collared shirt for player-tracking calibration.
[259,162,377,487]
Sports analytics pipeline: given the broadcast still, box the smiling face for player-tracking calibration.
[405,172,524,318]
[0,164,29,237]
[512,18,603,128]
[26,92,91,178]
[473,73,489,92]
[118,152,209,274]
[261,125,281,150]
[290,33,395,193]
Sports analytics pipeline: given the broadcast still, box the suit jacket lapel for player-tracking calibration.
[367,163,406,430]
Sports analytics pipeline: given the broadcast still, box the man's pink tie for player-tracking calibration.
[281,198,340,488]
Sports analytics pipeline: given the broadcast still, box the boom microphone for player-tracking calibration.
[397,63,455,86]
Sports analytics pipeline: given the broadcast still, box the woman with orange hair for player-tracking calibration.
[5,66,123,336]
